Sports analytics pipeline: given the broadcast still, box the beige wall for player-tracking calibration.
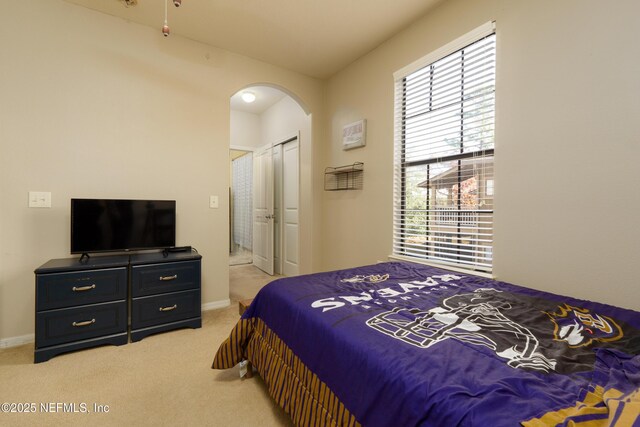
[0,0,323,341]
[260,97,310,147]
[230,111,261,149]
[322,0,640,311]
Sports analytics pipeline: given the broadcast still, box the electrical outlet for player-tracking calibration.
[209,195,219,209]
[29,191,51,208]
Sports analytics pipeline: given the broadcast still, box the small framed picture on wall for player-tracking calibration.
[342,119,366,150]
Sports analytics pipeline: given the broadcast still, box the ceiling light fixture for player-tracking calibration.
[241,91,257,103]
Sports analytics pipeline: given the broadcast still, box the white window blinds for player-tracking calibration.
[393,24,496,273]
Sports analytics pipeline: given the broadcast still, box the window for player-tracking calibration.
[393,23,496,273]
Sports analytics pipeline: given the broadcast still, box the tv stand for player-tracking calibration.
[79,253,91,263]
[34,251,202,363]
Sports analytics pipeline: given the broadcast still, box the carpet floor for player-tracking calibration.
[229,247,253,266]
[0,265,291,426]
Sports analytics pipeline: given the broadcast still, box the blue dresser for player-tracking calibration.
[130,253,202,342]
[34,251,202,363]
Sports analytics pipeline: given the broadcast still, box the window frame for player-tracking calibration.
[391,22,496,276]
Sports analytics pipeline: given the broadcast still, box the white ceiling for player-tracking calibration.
[230,86,287,115]
[64,0,444,79]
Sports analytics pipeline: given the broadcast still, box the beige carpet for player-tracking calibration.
[229,247,253,266]
[0,265,291,426]
[229,264,282,302]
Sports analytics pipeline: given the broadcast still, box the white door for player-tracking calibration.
[252,145,274,275]
[282,138,299,276]
[273,144,283,275]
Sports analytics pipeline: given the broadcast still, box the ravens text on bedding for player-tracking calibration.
[310,274,462,313]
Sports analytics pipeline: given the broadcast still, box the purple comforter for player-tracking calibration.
[221,262,640,426]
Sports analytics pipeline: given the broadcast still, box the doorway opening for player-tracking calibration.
[229,149,253,266]
[229,84,309,276]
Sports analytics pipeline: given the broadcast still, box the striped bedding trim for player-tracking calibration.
[212,317,361,427]
[212,318,253,369]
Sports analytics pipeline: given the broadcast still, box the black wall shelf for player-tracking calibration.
[324,162,364,191]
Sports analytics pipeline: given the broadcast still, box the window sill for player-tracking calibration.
[387,254,495,279]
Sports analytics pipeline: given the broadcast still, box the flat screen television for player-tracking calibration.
[71,199,176,254]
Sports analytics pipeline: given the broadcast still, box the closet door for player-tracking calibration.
[282,138,299,276]
[252,144,274,275]
[273,144,283,275]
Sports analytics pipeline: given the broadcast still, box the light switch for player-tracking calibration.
[29,191,52,208]
[209,195,219,209]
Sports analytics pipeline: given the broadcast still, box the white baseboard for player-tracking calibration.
[0,333,34,349]
[201,298,231,311]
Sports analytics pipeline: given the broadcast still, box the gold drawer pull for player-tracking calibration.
[72,284,96,292]
[159,304,177,312]
[159,274,178,281]
[72,319,96,327]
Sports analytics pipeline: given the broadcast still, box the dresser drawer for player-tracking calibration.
[131,290,200,329]
[36,301,127,348]
[131,260,200,297]
[36,267,127,310]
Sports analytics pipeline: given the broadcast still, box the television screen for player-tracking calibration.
[71,199,176,254]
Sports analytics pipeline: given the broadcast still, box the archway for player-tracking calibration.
[228,84,311,280]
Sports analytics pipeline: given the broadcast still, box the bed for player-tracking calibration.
[212,261,640,426]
